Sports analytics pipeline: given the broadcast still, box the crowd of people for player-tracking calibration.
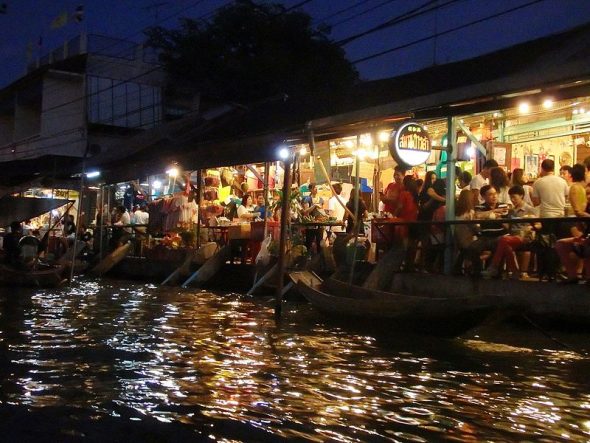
[379,157,590,283]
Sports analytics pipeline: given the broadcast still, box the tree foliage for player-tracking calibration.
[145,0,359,105]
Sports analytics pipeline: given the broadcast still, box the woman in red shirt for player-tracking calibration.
[396,175,419,270]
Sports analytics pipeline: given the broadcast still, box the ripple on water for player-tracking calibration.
[0,279,589,441]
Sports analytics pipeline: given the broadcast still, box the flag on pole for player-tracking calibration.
[50,10,68,29]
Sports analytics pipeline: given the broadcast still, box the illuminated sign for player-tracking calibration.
[389,122,432,167]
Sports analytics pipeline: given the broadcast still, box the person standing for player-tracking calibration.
[345,188,368,234]
[3,221,22,265]
[531,159,569,218]
[380,165,406,215]
[254,194,266,220]
[327,183,346,233]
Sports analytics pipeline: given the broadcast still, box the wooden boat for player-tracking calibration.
[0,263,68,288]
[293,273,501,337]
[88,243,131,277]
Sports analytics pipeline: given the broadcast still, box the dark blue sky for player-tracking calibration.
[1,0,589,88]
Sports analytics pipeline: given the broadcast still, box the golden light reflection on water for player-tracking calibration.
[0,280,590,441]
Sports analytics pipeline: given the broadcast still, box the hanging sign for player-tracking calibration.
[389,122,432,167]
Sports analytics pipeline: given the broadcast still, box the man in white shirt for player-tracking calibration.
[531,159,569,218]
[470,159,498,204]
[327,183,346,233]
[132,204,150,234]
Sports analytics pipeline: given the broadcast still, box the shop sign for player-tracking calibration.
[389,122,432,167]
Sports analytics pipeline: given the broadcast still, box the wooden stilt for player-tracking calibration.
[275,159,292,316]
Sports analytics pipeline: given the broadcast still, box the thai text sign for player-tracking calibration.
[389,122,432,167]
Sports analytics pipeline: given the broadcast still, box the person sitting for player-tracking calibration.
[302,183,325,253]
[467,185,509,276]
[555,168,590,284]
[111,206,132,249]
[490,167,511,205]
[453,189,477,274]
[3,221,23,266]
[481,185,536,279]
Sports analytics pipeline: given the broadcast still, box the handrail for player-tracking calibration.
[370,216,590,226]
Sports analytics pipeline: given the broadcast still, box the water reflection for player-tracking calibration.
[0,280,589,441]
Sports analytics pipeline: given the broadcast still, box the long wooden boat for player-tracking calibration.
[293,273,502,337]
[0,263,68,288]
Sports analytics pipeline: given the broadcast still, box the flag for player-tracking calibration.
[73,5,84,23]
[51,10,68,29]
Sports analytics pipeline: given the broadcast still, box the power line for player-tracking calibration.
[284,0,315,12]
[337,0,452,46]
[330,0,402,29]
[352,0,545,64]
[315,0,369,24]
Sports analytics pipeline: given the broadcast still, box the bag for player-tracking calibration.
[255,236,272,267]
[572,238,590,258]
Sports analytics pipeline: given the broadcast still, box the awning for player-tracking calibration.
[0,196,71,228]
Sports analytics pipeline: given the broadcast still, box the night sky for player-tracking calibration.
[1,0,590,88]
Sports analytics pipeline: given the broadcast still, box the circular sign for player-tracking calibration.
[389,122,432,167]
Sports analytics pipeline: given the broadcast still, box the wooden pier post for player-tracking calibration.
[275,158,292,317]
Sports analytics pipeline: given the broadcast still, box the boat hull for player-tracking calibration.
[296,278,500,337]
[0,264,67,288]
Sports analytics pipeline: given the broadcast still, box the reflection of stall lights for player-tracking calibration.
[493,112,500,118]
[86,171,100,178]
[518,102,530,114]
[573,109,579,115]
[542,99,553,109]
[51,210,59,216]
[466,146,475,157]
[152,180,162,190]
[166,167,179,177]
[581,108,586,114]
[344,139,355,149]
[278,146,290,160]
[368,149,379,160]
[378,131,390,143]
[299,146,308,156]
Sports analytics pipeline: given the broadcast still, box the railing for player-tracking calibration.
[368,216,590,280]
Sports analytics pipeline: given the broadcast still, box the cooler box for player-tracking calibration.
[228,224,251,240]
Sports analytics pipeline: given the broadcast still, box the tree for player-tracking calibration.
[145,0,359,106]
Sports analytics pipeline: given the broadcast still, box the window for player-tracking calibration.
[87,76,162,128]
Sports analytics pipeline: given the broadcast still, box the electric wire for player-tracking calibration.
[352,0,545,64]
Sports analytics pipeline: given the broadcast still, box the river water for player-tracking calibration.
[0,279,589,442]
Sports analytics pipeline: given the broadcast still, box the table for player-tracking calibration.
[206,226,229,245]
